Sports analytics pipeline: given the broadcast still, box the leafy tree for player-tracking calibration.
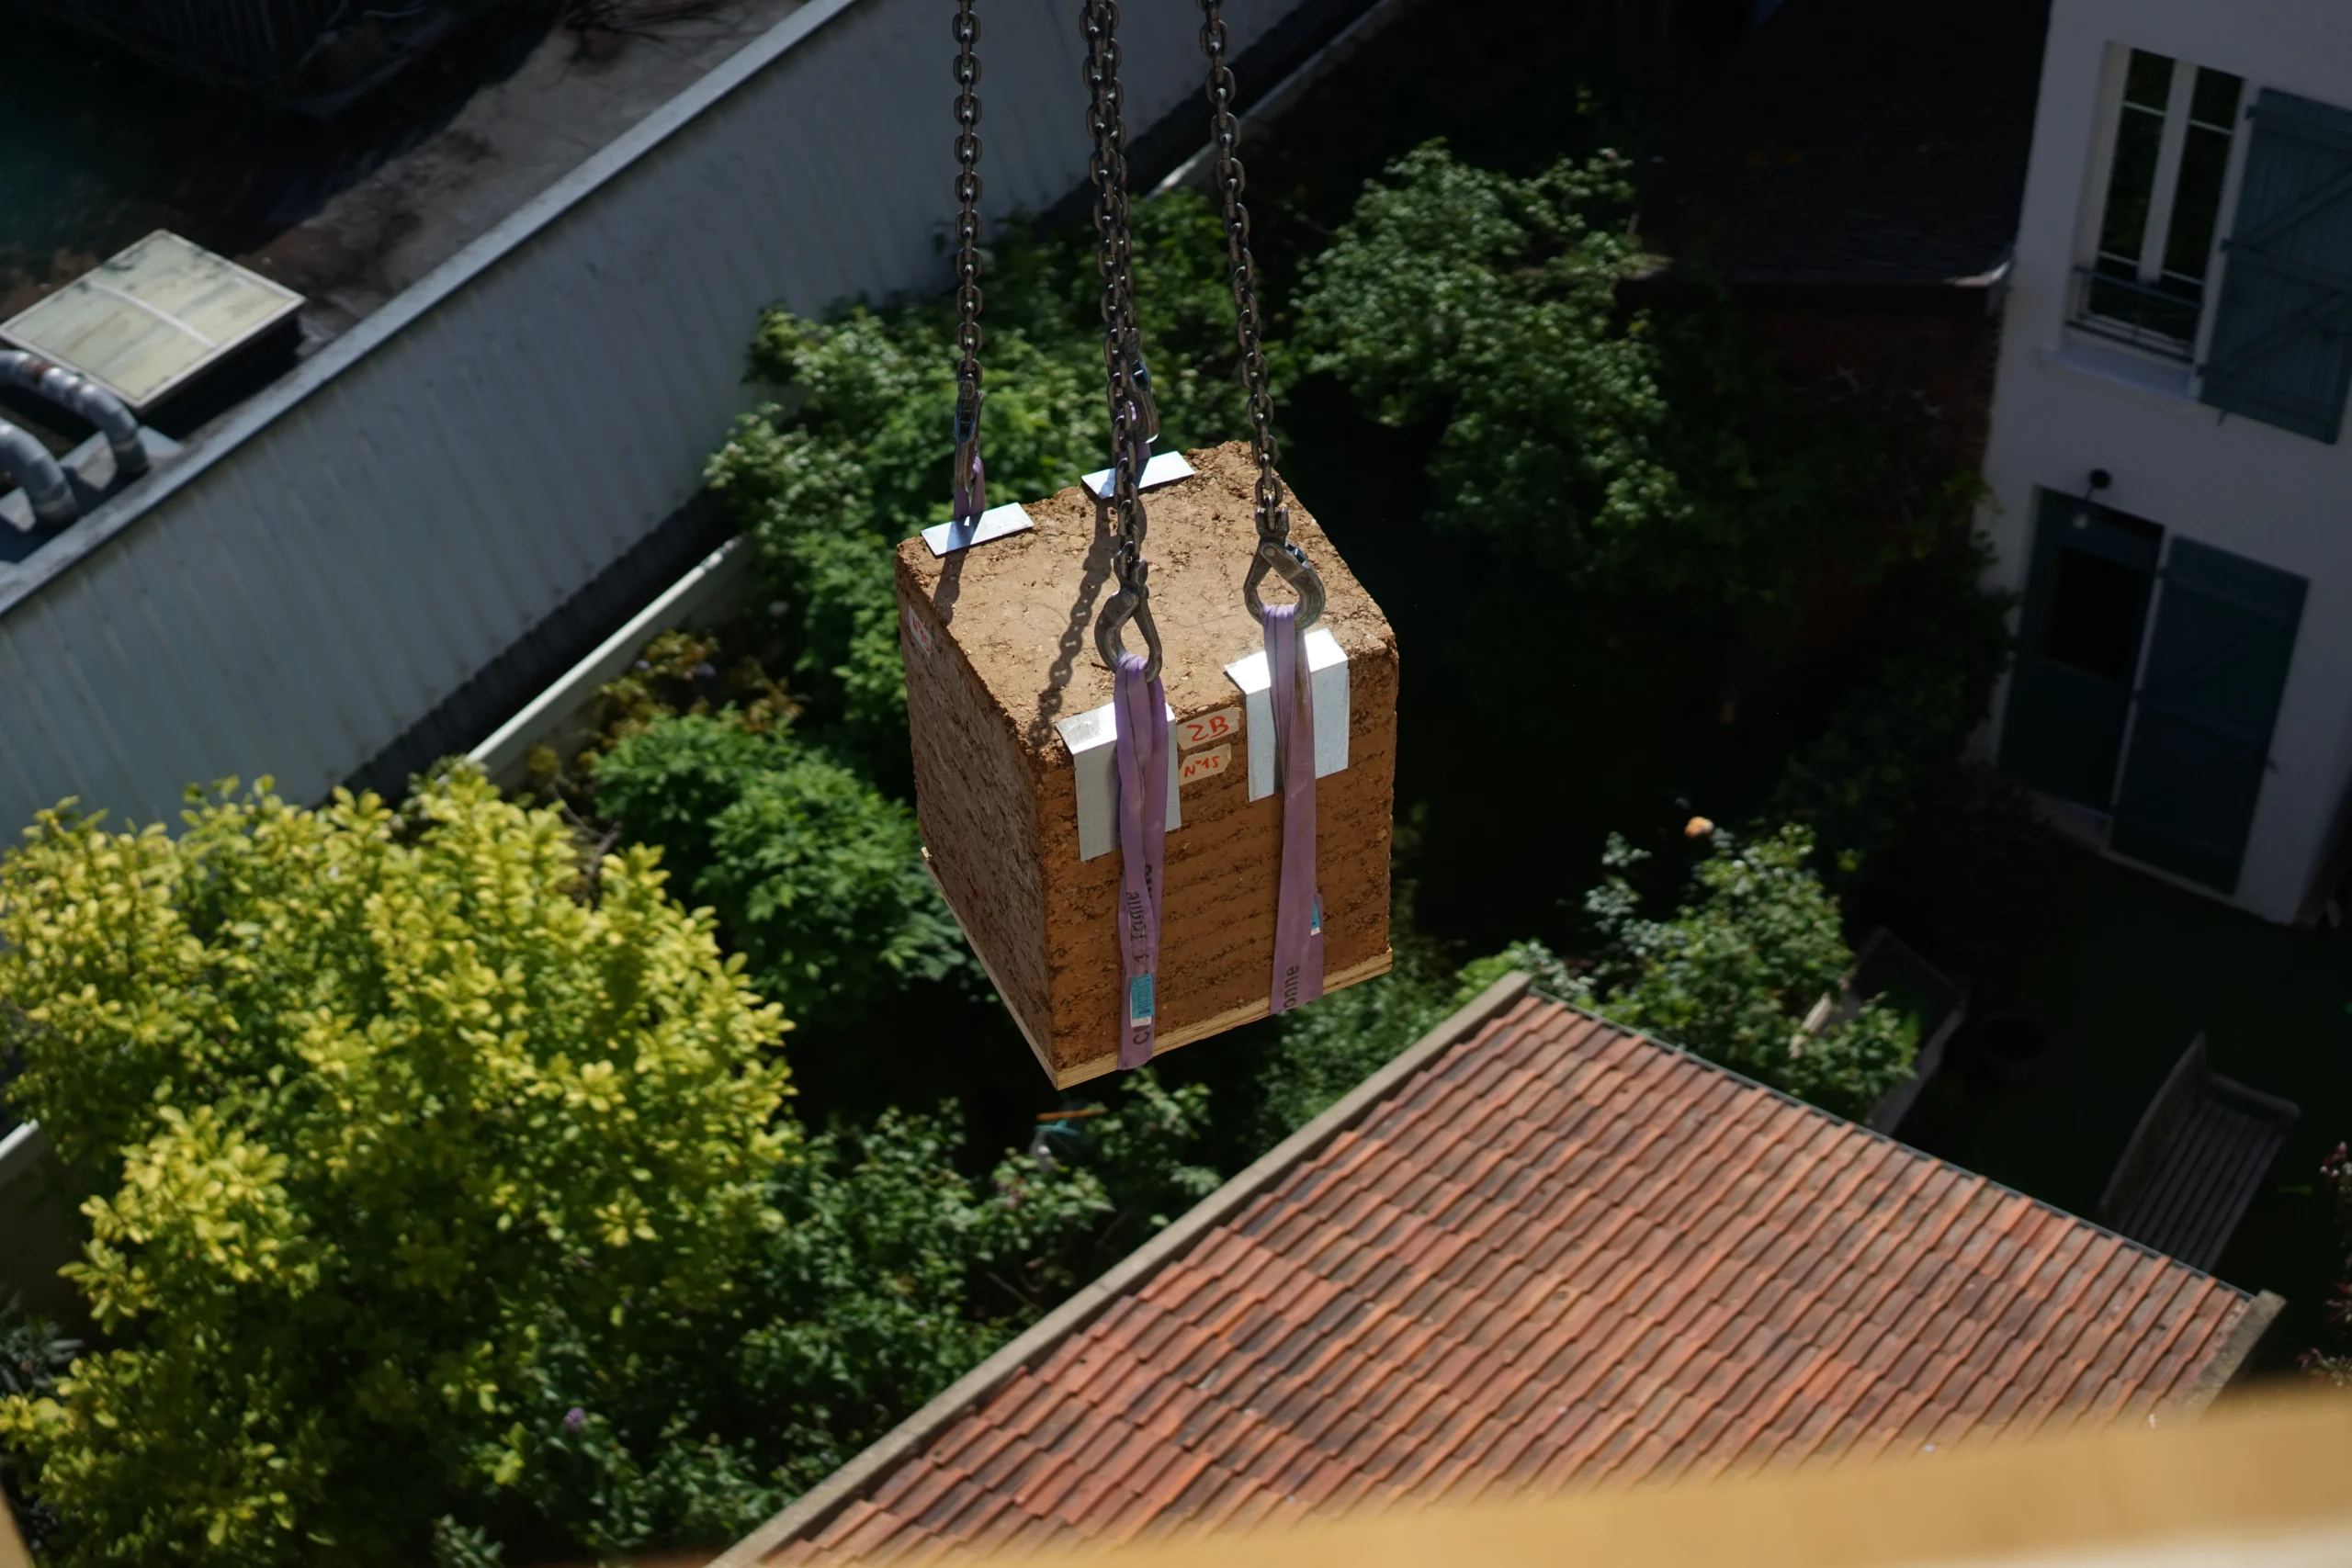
[0,773,790,1566]
[478,1100,1130,1556]
[591,715,974,1035]
[1558,826,1917,1121]
[1292,143,1939,620]
[1292,145,1671,591]
[702,191,1244,781]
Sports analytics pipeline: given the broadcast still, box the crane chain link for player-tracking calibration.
[1082,0,1161,680]
[948,0,987,526]
[1199,0,1324,630]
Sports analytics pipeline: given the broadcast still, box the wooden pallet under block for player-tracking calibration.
[897,442,1397,1087]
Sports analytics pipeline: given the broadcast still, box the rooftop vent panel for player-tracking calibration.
[1,232,304,415]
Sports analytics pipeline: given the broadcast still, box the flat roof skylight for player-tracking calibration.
[1,231,303,412]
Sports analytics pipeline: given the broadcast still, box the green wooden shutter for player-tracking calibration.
[2109,539,2306,892]
[2199,88,2352,442]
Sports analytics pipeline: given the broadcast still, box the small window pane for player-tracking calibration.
[2043,546,2151,684]
[2189,66,2243,128]
[2099,105,2165,265]
[2164,122,2233,282]
[2123,49,2176,111]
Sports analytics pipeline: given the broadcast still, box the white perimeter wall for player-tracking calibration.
[1980,0,2352,922]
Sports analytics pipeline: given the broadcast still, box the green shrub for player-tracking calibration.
[0,773,789,1566]
[1246,924,1474,1145]
[526,627,800,810]
[591,715,973,1034]
[476,1100,1125,1553]
[1765,532,2013,864]
[1567,826,1917,1121]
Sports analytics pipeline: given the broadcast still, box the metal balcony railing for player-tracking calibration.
[2072,265,2201,361]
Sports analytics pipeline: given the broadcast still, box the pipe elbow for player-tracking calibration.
[0,349,147,479]
[0,416,79,529]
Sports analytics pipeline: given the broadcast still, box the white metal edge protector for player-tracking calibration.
[921,502,1035,558]
[1055,700,1184,861]
[1224,626,1350,801]
[1081,450,1194,498]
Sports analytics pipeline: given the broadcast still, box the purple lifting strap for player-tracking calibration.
[1263,604,1325,1014]
[1113,652,1169,1068]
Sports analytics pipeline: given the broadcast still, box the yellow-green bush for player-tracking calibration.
[0,772,789,1565]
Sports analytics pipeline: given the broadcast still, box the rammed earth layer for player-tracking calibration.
[897,441,1397,1085]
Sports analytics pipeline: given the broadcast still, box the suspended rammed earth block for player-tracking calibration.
[897,442,1397,1086]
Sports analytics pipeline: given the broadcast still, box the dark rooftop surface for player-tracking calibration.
[1645,0,2051,288]
[1,1,806,367]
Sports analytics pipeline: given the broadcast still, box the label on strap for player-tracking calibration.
[1263,604,1326,1015]
[1113,653,1170,1067]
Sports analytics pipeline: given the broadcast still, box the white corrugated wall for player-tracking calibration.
[0,0,1303,829]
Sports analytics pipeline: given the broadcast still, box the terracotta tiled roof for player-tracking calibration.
[731,987,2268,1565]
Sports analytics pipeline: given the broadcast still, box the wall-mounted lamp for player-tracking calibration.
[2073,468,2112,527]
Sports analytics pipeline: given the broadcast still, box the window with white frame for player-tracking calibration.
[2078,49,2245,356]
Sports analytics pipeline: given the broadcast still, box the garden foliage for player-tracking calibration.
[1294,144,1946,622]
[1548,827,1917,1120]
[478,1087,1202,1556]
[702,193,1246,784]
[591,715,974,1032]
[0,774,791,1563]
[1762,535,2049,990]
[0,1292,75,1554]
[0,774,1171,1562]
[0,152,2014,1564]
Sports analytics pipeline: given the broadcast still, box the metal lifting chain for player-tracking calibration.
[948,0,987,527]
[1083,0,1162,680]
[1199,0,1324,629]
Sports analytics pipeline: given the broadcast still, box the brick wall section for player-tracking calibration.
[1736,288,2007,472]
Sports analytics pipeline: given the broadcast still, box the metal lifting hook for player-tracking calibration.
[1244,536,1326,626]
[1094,567,1161,678]
[950,386,986,527]
[1096,381,1162,680]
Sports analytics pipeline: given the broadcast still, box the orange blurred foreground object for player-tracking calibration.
[969,1389,2352,1568]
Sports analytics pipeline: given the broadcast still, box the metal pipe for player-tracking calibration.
[0,416,77,528]
[0,350,148,480]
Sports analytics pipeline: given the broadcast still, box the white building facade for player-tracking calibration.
[1980,0,2352,923]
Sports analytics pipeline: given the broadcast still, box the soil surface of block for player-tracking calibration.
[899,441,1396,1084]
